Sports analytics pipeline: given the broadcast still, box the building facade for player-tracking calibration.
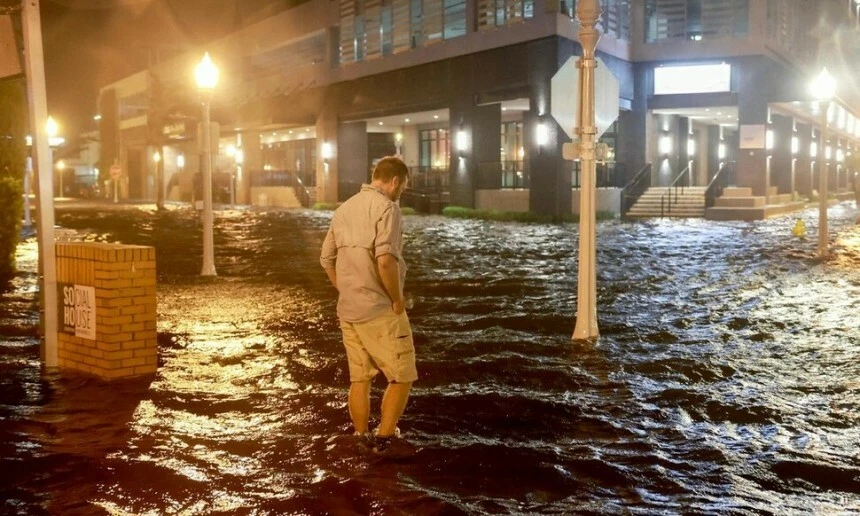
[96,0,860,216]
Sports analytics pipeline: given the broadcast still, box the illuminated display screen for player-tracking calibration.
[654,63,732,95]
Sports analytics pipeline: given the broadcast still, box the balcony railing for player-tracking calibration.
[478,161,530,189]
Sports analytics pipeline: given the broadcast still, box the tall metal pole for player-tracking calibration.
[201,94,217,276]
[573,0,601,340]
[818,102,829,258]
[22,0,58,367]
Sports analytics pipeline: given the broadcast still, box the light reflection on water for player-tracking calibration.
[1,202,859,514]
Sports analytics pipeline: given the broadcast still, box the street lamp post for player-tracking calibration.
[46,116,59,197]
[195,52,218,276]
[811,67,836,258]
[573,0,601,340]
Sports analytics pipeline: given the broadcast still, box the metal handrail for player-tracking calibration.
[620,162,652,217]
[250,169,311,207]
[704,161,735,208]
[660,166,690,217]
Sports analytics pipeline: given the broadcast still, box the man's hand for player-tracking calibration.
[377,254,403,313]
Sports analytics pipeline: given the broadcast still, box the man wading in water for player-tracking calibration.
[320,156,417,459]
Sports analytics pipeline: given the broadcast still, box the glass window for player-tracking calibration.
[354,16,366,61]
[443,0,467,39]
[382,1,394,55]
[419,129,450,169]
[410,0,423,47]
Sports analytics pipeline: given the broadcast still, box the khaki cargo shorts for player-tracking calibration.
[340,309,417,383]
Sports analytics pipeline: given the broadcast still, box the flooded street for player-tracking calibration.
[2,203,860,514]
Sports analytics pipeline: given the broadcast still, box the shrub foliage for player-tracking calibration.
[0,79,27,277]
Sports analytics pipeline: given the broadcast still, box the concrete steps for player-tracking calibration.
[626,186,706,218]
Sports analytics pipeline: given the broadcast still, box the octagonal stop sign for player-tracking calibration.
[551,57,620,141]
[551,56,579,140]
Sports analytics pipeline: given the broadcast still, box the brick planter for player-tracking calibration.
[55,243,157,379]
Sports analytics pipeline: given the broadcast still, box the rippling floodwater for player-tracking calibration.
[2,202,860,514]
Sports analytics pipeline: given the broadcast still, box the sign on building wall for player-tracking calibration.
[58,284,96,340]
[654,63,731,95]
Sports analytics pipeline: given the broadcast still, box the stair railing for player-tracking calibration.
[704,161,735,209]
[620,162,652,218]
[660,166,690,218]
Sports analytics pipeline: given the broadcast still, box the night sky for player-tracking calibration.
[41,0,290,138]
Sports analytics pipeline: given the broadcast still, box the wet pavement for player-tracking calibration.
[2,201,860,514]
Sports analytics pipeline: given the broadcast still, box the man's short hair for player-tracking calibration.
[372,156,409,183]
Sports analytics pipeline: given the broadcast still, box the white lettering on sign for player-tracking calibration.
[60,284,96,340]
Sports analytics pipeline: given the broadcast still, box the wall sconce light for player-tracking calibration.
[765,130,774,150]
[152,151,161,163]
[659,134,672,156]
[395,133,403,143]
[718,142,726,160]
[837,148,844,162]
[810,142,818,158]
[456,130,468,154]
[321,142,334,160]
[791,136,799,155]
[226,144,237,157]
[536,123,549,147]
[825,146,832,160]
[686,138,695,156]
[177,154,185,168]
[235,149,244,164]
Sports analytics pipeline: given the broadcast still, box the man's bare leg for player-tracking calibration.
[377,381,412,437]
[349,381,371,434]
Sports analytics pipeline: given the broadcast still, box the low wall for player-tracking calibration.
[475,189,530,212]
[571,188,622,215]
[55,243,157,379]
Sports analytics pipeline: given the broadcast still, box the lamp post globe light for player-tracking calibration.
[195,52,218,276]
[810,67,836,258]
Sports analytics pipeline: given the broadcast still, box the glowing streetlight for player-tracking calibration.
[810,67,836,258]
[196,52,219,276]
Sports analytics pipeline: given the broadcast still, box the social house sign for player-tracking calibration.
[58,283,96,340]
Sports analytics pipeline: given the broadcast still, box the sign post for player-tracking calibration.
[22,0,58,366]
[550,3,621,342]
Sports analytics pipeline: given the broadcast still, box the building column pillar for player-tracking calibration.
[794,123,812,198]
[736,60,770,197]
[316,109,338,204]
[770,114,793,195]
[706,125,721,181]
[449,102,500,209]
[237,132,261,205]
[337,121,369,200]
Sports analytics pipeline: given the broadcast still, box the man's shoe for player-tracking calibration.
[372,435,417,459]
[353,431,374,450]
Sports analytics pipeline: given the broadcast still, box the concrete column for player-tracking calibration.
[526,109,570,216]
[315,109,338,203]
[654,114,680,187]
[770,114,793,195]
[337,121,369,200]
[678,116,691,185]
[707,125,721,181]
[449,103,500,208]
[794,123,812,197]
[242,132,262,205]
[617,63,649,184]
[736,59,770,196]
